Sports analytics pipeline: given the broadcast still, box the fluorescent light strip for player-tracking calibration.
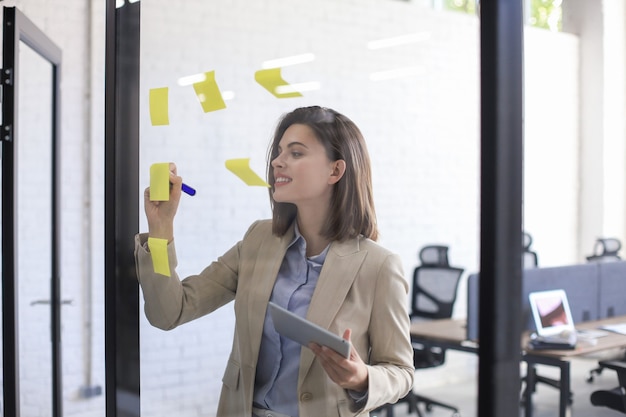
[177,73,207,86]
[367,32,431,50]
[262,53,315,69]
[275,81,321,95]
[222,91,235,100]
[369,66,424,81]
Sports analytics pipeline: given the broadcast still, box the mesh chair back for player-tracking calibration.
[413,268,463,319]
[587,238,622,263]
[523,231,539,269]
[411,245,464,320]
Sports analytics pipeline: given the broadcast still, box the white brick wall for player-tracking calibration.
[4,0,584,416]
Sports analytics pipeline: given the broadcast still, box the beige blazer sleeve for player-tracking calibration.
[134,220,415,417]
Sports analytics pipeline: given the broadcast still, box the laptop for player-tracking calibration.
[528,289,577,348]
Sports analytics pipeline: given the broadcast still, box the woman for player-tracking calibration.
[135,106,414,417]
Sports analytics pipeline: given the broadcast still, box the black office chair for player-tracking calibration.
[375,245,463,417]
[585,237,625,383]
[522,231,538,269]
[590,360,626,413]
[586,237,622,263]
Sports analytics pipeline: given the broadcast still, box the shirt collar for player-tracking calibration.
[290,222,330,264]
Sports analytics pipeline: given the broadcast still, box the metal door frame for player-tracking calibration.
[104,1,141,416]
[1,6,63,417]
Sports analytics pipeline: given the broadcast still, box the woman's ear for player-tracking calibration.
[328,160,346,184]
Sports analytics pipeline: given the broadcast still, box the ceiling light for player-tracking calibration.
[261,53,315,69]
[275,81,320,95]
[367,32,431,50]
[369,66,425,81]
[177,73,207,86]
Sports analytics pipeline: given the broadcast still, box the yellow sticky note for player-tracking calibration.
[192,71,226,113]
[149,87,169,126]
[150,162,170,201]
[147,237,170,277]
[254,68,303,99]
[225,158,270,187]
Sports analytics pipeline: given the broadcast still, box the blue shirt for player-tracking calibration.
[253,225,328,417]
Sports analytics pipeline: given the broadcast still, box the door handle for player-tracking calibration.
[30,299,73,306]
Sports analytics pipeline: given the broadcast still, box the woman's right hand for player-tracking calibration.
[144,162,183,242]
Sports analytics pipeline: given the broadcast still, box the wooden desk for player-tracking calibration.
[410,316,626,417]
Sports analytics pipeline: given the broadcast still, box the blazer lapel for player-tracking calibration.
[245,224,295,362]
[299,236,367,380]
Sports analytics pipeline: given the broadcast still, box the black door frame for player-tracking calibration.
[1,6,63,417]
[104,1,141,416]
[102,1,524,416]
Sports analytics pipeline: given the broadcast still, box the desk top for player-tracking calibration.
[528,315,626,359]
[410,315,626,359]
[410,318,468,344]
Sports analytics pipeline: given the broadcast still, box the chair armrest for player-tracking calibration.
[598,360,626,375]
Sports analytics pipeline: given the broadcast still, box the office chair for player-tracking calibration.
[522,231,538,269]
[375,245,463,417]
[590,360,626,413]
[586,237,622,263]
[585,237,624,383]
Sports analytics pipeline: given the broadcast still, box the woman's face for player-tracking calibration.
[271,123,342,209]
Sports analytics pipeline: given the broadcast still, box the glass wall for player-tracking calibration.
[138,1,481,415]
[17,40,54,417]
[138,0,580,415]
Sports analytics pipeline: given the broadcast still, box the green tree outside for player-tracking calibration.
[443,0,562,31]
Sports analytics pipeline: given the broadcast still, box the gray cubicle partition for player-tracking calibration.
[523,263,600,324]
[466,261,626,341]
[598,261,626,318]
[467,273,480,341]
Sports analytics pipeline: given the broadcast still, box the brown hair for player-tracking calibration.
[266,106,378,241]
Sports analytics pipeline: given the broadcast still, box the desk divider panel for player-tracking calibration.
[466,273,480,341]
[466,263,602,341]
[598,261,626,317]
[522,263,600,326]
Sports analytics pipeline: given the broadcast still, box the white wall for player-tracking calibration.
[523,27,580,266]
[563,0,626,259]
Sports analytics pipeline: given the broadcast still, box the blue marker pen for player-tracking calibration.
[182,183,196,196]
[169,180,196,196]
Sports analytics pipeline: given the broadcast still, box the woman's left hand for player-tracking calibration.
[309,328,368,392]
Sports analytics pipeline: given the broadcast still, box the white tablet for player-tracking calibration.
[268,302,351,358]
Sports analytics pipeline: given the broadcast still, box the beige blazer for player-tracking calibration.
[135,220,414,417]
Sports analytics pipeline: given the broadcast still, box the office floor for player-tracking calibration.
[375,351,624,417]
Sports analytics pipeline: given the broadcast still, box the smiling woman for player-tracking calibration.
[135,105,415,416]
[134,0,596,415]
[138,1,484,415]
[267,107,373,245]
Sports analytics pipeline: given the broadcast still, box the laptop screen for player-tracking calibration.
[528,289,575,337]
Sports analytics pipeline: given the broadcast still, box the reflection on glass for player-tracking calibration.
[17,40,54,417]
[140,1,481,416]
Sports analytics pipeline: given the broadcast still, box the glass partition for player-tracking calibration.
[139,1,481,415]
[17,39,54,416]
